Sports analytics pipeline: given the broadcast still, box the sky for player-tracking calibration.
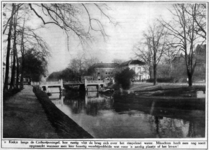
[33,2,172,74]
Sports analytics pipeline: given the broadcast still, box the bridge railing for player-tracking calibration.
[86,80,103,83]
[40,79,63,85]
[31,82,40,86]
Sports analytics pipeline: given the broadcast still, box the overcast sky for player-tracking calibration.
[35,2,172,74]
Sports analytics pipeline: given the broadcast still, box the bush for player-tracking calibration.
[115,68,135,90]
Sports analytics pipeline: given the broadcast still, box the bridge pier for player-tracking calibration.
[63,79,104,92]
[40,80,63,96]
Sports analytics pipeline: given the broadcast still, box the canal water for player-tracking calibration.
[48,88,205,138]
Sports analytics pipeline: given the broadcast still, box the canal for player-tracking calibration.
[48,88,205,138]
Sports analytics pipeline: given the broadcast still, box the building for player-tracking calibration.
[92,63,119,80]
[91,60,150,81]
[119,60,150,81]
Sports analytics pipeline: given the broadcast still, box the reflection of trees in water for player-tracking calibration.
[150,116,201,138]
[114,100,205,138]
[152,116,205,138]
[85,96,113,116]
[188,122,195,137]
[63,91,113,116]
[63,92,85,114]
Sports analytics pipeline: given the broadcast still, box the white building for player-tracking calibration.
[120,60,150,81]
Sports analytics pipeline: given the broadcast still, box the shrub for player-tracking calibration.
[115,68,135,90]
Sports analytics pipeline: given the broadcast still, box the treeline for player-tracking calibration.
[3,4,49,92]
[3,3,113,93]
[47,57,99,81]
[134,4,206,86]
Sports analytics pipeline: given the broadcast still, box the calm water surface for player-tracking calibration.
[49,88,205,138]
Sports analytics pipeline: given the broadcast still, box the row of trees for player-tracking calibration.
[135,4,206,86]
[47,57,99,81]
[3,4,49,91]
[3,3,113,91]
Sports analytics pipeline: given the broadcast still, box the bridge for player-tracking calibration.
[64,79,105,92]
[33,79,105,93]
[37,80,64,94]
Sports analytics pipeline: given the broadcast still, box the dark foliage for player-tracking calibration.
[115,68,135,90]
[47,68,80,81]
[23,49,47,82]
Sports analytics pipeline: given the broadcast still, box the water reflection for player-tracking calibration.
[49,90,205,138]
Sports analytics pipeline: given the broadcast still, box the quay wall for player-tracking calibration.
[33,86,93,138]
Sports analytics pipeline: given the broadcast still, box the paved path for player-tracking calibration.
[3,85,59,138]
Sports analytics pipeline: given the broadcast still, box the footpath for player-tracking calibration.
[3,85,59,138]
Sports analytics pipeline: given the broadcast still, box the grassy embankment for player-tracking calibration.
[113,83,205,113]
[130,82,205,97]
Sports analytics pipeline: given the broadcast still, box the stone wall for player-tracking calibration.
[33,86,93,138]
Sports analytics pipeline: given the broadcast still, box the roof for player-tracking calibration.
[93,63,119,68]
[120,60,145,67]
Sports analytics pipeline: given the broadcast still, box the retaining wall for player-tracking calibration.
[33,86,93,138]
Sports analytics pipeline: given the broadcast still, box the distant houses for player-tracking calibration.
[119,60,150,81]
[92,63,119,80]
[91,59,150,81]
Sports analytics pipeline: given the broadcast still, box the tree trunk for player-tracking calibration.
[10,45,16,89]
[10,11,17,89]
[14,14,19,89]
[20,18,26,89]
[20,54,24,89]
[187,72,193,87]
[4,4,15,91]
[153,64,157,85]
[15,53,19,89]
[152,37,157,86]
[149,66,152,79]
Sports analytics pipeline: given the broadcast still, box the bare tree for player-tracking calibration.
[10,10,18,89]
[28,3,114,47]
[135,23,168,85]
[134,43,153,79]
[159,4,206,86]
[4,4,15,91]
[3,3,114,90]
[185,4,206,40]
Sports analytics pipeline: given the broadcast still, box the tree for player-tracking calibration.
[159,4,206,86]
[22,49,48,82]
[69,58,85,77]
[10,8,19,89]
[3,3,114,90]
[4,4,15,90]
[134,43,153,79]
[115,68,135,90]
[186,4,206,40]
[3,4,49,90]
[112,59,124,64]
[135,23,169,85]
[193,44,206,82]
[68,56,99,78]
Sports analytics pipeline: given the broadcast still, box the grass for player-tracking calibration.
[130,83,205,97]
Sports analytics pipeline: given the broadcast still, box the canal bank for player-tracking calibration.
[3,85,93,138]
[33,86,93,138]
[3,85,59,138]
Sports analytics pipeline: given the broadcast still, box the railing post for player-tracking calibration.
[85,79,87,91]
[60,79,63,89]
